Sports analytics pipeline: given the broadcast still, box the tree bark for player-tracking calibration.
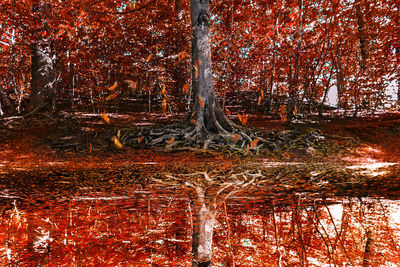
[335,53,344,109]
[287,0,305,121]
[396,47,400,106]
[318,65,334,117]
[29,1,56,113]
[0,85,15,115]
[190,0,237,140]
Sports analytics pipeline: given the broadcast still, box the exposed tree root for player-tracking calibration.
[116,122,268,155]
[13,110,351,156]
[115,120,334,155]
[23,102,50,118]
[114,100,274,154]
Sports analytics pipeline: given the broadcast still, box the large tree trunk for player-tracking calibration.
[29,43,56,112]
[190,0,237,140]
[28,1,56,113]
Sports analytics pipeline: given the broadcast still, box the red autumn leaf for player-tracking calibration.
[250,138,259,148]
[109,81,118,91]
[279,105,287,114]
[198,96,204,107]
[237,113,248,125]
[161,84,166,95]
[162,98,168,117]
[111,136,123,149]
[293,105,298,115]
[182,84,189,94]
[101,111,110,124]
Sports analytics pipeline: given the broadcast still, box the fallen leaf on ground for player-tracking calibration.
[111,136,123,149]
[237,113,248,125]
[166,137,175,144]
[250,138,259,148]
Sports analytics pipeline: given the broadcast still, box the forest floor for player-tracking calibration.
[1,110,400,200]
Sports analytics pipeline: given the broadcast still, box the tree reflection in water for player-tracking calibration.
[1,188,400,265]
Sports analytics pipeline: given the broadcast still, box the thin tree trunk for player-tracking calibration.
[396,48,400,106]
[356,0,368,70]
[287,0,305,121]
[318,65,334,117]
[266,12,281,114]
[335,53,344,109]
[353,0,368,117]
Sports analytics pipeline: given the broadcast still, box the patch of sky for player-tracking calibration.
[117,1,131,12]
[156,50,163,57]
[375,16,391,26]
[240,47,251,58]
[304,21,315,32]
[241,238,253,248]
[317,16,327,24]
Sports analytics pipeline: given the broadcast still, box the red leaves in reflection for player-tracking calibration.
[1,194,399,265]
